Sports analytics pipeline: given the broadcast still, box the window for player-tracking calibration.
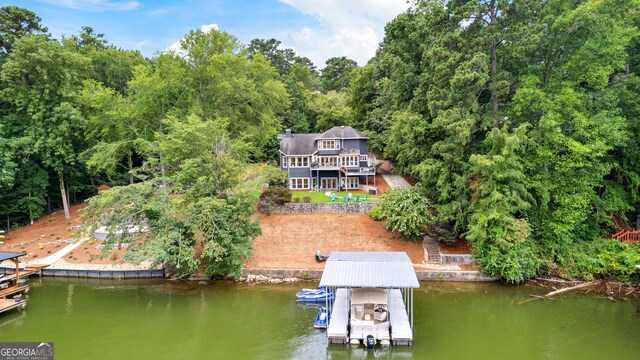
[343,177,359,189]
[360,155,368,162]
[317,156,339,167]
[289,157,309,167]
[289,178,310,190]
[319,140,340,150]
[282,155,287,168]
[341,155,358,167]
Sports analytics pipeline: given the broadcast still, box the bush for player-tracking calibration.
[369,206,383,221]
[302,196,312,203]
[378,187,433,242]
[267,171,288,187]
[473,240,541,283]
[553,239,640,281]
[429,222,457,245]
[257,186,291,214]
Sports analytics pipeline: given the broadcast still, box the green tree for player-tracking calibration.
[321,56,358,92]
[0,6,48,57]
[1,34,90,219]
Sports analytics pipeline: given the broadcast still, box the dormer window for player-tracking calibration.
[319,139,340,150]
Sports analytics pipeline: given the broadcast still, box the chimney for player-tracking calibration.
[285,129,292,138]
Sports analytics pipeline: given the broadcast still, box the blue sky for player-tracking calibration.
[3,0,410,67]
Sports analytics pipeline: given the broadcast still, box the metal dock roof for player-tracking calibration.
[319,252,419,288]
[0,251,26,262]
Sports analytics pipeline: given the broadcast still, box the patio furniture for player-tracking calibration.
[354,196,360,203]
[330,193,338,202]
[343,197,348,203]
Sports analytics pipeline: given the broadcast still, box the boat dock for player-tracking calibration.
[320,252,419,347]
[327,288,349,343]
[0,251,34,316]
[389,289,412,345]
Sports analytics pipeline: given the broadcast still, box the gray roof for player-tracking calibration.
[0,251,27,262]
[316,126,368,140]
[319,252,419,288]
[280,133,321,155]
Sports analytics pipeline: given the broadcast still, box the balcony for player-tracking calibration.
[340,167,376,176]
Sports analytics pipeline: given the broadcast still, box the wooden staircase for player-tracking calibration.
[611,214,640,244]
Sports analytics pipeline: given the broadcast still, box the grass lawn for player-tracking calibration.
[290,191,379,203]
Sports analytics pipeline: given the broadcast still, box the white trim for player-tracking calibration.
[341,155,358,167]
[321,177,338,190]
[282,155,287,168]
[343,177,359,189]
[318,139,340,150]
[289,178,310,190]
[360,155,368,162]
[289,156,309,168]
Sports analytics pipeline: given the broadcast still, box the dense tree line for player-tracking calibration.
[352,0,640,281]
[0,6,359,275]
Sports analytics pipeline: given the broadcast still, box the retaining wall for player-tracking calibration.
[0,267,164,279]
[416,270,499,282]
[440,254,475,265]
[272,202,378,214]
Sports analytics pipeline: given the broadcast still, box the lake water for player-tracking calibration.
[0,278,638,359]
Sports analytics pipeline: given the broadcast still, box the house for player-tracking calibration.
[278,126,375,191]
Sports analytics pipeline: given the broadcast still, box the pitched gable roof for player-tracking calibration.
[316,126,368,139]
[279,133,321,155]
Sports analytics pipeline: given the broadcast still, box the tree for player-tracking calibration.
[1,34,90,219]
[376,186,434,241]
[248,38,317,77]
[0,6,48,57]
[321,56,358,92]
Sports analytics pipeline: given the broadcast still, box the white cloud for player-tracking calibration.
[37,0,140,12]
[165,24,220,55]
[277,0,409,66]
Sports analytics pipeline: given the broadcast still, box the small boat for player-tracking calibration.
[296,286,328,298]
[297,292,335,303]
[314,307,329,329]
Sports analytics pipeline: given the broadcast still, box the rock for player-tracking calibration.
[237,277,247,282]
[269,278,283,284]
[247,274,256,282]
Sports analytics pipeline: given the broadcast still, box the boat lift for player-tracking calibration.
[319,252,419,347]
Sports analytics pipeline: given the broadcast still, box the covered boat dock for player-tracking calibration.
[320,252,419,346]
[0,251,29,315]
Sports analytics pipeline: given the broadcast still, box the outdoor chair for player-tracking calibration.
[330,193,338,202]
[343,197,348,203]
[362,195,368,201]
[348,192,353,199]
[354,196,360,203]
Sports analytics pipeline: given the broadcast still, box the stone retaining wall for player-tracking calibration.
[416,270,499,282]
[242,268,323,280]
[272,202,378,214]
[440,254,475,265]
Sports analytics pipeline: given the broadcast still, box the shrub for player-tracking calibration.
[378,187,433,242]
[293,197,300,203]
[267,171,288,187]
[302,196,312,203]
[369,206,383,221]
[554,239,640,281]
[257,186,291,215]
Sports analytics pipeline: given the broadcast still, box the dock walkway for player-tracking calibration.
[327,288,349,343]
[0,285,29,299]
[389,289,412,345]
[0,298,26,315]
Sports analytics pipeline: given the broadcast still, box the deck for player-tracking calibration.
[0,269,37,282]
[0,285,29,299]
[389,289,412,345]
[327,288,349,343]
[0,298,26,315]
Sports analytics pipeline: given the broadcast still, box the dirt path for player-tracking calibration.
[244,213,425,270]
